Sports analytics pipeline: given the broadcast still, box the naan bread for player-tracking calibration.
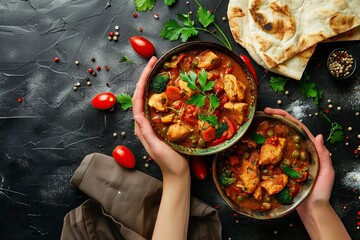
[228,0,360,80]
[248,0,360,68]
[228,0,316,80]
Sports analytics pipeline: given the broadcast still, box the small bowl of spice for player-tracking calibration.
[327,48,356,80]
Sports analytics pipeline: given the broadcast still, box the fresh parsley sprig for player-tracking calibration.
[160,1,232,49]
[116,93,133,110]
[119,56,135,64]
[320,111,345,144]
[180,69,220,126]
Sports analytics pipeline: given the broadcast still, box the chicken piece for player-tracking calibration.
[235,152,260,194]
[166,122,193,143]
[260,173,288,195]
[223,74,246,102]
[148,93,168,112]
[223,102,248,125]
[259,137,287,165]
[178,79,196,98]
[253,185,263,201]
[161,114,175,124]
[197,51,220,70]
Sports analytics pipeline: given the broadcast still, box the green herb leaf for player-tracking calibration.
[219,171,235,187]
[209,93,220,111]
[250,133,265,144]
[281,166,302,179]
[116,93,133,110]
[298,73,322,105]
[164,0,176,6]
[134,0,155,11]
[180,71,198,90]
[119,56,135,64]
[198,113,218,126]
[329,130,345,144]
[160,15,198,42]
[197,6,215,28]
[275,187,293,205]
[216,122,228,138]
[269,76,288,92]
[188,94,205,107]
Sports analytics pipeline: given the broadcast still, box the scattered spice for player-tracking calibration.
[132,13,138,18]
[53,57,60,62]
[115,25,120,30]
[328,48,356,79]
[75,60,80,65]
[96,65,101,71]
[154,13,159,19]
[17,97,23,103]
[91,57,96,62]
[104,66,109,71]
[109,31,115,38]
[88,68,93,74]
[138,27,143,32]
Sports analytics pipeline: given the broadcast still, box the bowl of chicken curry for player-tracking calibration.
[212,112,319,219]
[144,41,258,155]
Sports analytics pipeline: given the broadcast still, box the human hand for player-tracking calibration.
[263,108,335,210]
[132,56,189,178]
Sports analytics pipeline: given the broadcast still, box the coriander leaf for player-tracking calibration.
[250,133,265,144]
[119,56,135,64]
[197,6,215,28]
[298,73,322,105]
[116,93,133,110]
[270,76,288,92]
[216,122,228,138]
[198,113,218,126]
[134,0,155,11]
[160,16,198,42]
[164,0,176,6]
[180,71,197,90]
[188,94,205,107]
[275,187,292,205]
[209,93,220,111]
[281,166,302,179]
[329,130,345,144]
[177,13,194,28]
[198,69,208,91]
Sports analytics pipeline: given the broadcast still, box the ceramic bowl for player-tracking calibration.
[212,111,319,219]
[327,48,356,80]
[144,41,258,156]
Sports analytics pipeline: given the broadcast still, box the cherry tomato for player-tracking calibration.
[239,54,259,86]
[190,156,207,180]
[91,92,116,110]
[112,145,136,168]
[130,36,155,58]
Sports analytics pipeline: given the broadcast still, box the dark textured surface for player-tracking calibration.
[0,1,359,239]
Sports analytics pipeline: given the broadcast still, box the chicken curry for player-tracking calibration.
[216,118,310,211]
[147,49,251,149]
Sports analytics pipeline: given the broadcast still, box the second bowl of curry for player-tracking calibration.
[144,41,258,155]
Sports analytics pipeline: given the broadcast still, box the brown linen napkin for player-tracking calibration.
[61,153,222,240]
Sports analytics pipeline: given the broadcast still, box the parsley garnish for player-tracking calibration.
[216,122,228,137]
[180,69,220,125]
[250,133,265,144]
[298,73,323,105]
[116,93,133,110]
[281,166,302,179]
[269,76,288,93]
[164,0,176,6]
[119,56,135,64]
[134,0,155,11]
[320,111,345,144]
[160,0,232,49]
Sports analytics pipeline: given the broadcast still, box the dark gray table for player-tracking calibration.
[1,1,359,239]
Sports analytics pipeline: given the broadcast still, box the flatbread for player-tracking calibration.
[228,0,360,80]
[228,0,316,80]
[248,0,360,68]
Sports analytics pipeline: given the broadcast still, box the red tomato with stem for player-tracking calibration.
[91,92,117,110]
[190,156,207,180]
[130,36,155,58]
[112,145,136,168]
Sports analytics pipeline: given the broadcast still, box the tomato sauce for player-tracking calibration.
[216,118,310,211]
[147,49,252,149]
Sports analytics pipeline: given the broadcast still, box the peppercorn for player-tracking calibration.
[327,48,356,79]
[53,57,60,62]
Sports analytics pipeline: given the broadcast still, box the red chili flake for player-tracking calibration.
[210,9,214,14]
[346,136,350,140]
[214,205,220,209]
[324,109,330,114]
[357,222,360,226]
[233,213,237,217]
[53,57,60,62]
[88,68,93,74]
[104,66,109,71]
[154,13,159,19]
[108,31,115,37]
[96,65,101,71]
[357,211,360,215]
[17,97,23,103]
[355,149,359,155]
[132,13,138,18]
[343,203,348,209]
[138,27,143,32]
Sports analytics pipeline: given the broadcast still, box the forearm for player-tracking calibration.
[297,201,351,240]
[152,170,191,240]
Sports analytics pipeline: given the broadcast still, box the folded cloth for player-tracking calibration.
[61,153,222,240]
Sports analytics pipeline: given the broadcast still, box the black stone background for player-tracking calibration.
[0,1,359,239]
